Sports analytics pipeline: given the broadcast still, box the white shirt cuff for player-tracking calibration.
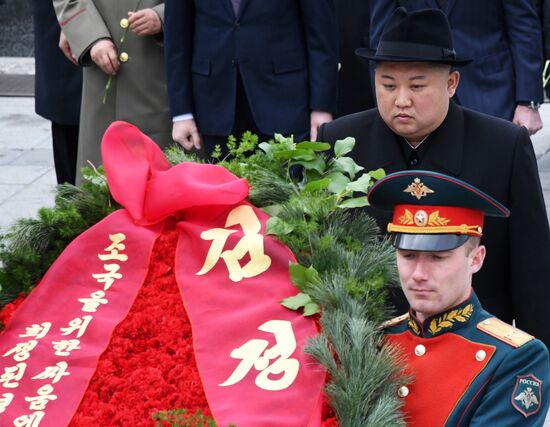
[173,113,194,122]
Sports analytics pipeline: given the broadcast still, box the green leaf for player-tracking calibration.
[261,204,283,217]
[293,156,326,174]
[289,263,320,291]
[368,168,386,180]
[303,177,331,192]
[266,217,295,235]
[327,172,351,194]
[273,149,315,161]
[338,197,369,208]
[303,302,321,316]
[334,137,356,157]
[346,173,374,193]
[280,292,312,310]
[332,157,364,179]
[295,141,331,151]
[258,142,273,155]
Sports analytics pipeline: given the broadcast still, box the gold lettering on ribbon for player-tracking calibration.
[220,320,299,391]
[98,233,128,262]
[13,411,44,426]
[0,363,26,389]
[0,392,14,413]
[92,264,122,291]
[24,385,57,411]
[32,362,70,384]
[197,205,272,282]
[51,340,80,357]
[18,323,52,340]
[60,316,93,338]
[2,341,38,362]
[79,290,108,313]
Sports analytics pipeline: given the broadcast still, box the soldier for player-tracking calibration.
[368,170,550,425]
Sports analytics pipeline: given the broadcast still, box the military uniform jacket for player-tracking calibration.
[385,293,549,426]
[54,0,173,182]
[318,102,550,349]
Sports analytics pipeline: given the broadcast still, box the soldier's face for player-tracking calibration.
[375,62,459,145]
[396,244,485,322]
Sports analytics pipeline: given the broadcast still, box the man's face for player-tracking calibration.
[396,243,485,322]
[375,62,459,144]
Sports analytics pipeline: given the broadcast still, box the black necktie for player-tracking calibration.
[436,0,447,10]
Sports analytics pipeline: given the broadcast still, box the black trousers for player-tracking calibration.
[202,73,308,161]
[51,122,79,185]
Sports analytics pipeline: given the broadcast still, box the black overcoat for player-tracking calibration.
[319,101,550,348]
[32,0,82,125]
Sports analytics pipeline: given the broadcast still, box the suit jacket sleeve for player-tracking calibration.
[502,0,544,103]
[469,340,550,426]
[298,0,338,114]
[508,127,550,348]
[368,0,397,92]
[163,0,194,117]
[53,0,111,66]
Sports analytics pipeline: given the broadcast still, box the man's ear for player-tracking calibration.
[447,70,460,97]
[470,244,486,274]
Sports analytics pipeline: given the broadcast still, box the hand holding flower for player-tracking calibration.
[91,39,119,76]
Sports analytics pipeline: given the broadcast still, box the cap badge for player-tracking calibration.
[398,209,450,227]
[414,210,428,227]
[404,178,434,200]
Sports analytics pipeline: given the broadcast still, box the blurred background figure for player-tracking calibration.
[164,0,338,158]
[32,0,82,185]
[370,0,545,135]
[335,0,375,117]
[53,0,173,184]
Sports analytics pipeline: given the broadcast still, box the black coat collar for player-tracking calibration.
[370,100,464,176]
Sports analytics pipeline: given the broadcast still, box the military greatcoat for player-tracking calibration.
[385,292,550,426]
[53,0,172,183]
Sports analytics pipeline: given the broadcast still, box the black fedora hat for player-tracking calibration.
[356,7,472,66]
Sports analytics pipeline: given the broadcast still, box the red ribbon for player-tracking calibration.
[0,121,324,426]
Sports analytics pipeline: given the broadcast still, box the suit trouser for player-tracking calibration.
[202,72,308,160]
[52,122,79,185]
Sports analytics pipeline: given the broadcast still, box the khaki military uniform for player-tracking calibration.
[54,0,173,183]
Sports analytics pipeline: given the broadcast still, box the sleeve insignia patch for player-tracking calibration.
[476,317,534,348]
[381,313,408,329]
[512,374,543,417]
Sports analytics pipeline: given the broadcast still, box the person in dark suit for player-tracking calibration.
[370,0,544,135]
[31,0,82,185]
[335,0,375,117]
[163,0,338,157]
[319,8,550,348]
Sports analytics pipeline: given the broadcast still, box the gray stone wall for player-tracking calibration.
[0,0,34,57]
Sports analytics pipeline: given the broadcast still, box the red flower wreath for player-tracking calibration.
[1,220,337,426]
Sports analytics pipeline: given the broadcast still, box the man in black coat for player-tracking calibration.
[319,8,550,348]
[32,0,82,185]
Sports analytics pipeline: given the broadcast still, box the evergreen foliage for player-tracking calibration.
[0,166,119,306]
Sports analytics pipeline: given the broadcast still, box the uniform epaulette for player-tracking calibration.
[381,313,409,328]
[477,317,534,348]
